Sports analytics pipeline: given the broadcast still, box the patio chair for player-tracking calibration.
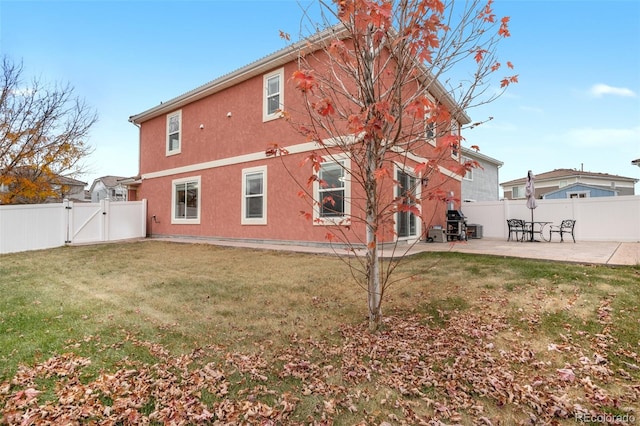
[506,219,527,242]
[549,219,576,243]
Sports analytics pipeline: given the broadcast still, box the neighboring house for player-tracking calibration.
[89,176,129,202]
[542,183,617,199]
[0,166,86,204]
[54,175,88,202]
[501,169,638,200]
[633,158,640,168]
[460,147,503,202]
[128,28,470,245]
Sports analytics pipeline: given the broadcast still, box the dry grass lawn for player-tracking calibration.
[1,240,638,424]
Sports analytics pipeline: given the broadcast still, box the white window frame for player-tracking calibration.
[512,185,524,199]
[263,68,284,122]
[171,176,201,224]
[313,155,351,225]
[450,119,460,160]
[166,110,182,156]
[462,156,473,181]
[424,97,437,147]
[241,166,267,225]
[394,164,422,242]
[568,191,589,198]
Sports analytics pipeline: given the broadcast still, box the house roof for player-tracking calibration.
[129,25,471,126]
[54,175,87,187]
[460,147,503,167]
[500,168,639,186]
[1,166,86,186]
[89,175,130,192]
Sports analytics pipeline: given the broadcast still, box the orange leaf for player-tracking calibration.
[374,167,392,181]
[314,98,335,116]
[279,30,290,41]
[265,143,289,157]
[291,69,316,93]
[499,16,511,37]
[474,49,487,63]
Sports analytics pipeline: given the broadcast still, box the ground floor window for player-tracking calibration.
[314,156,351,224]
[242,166,267,225]
[172,176,200,224]
[396,169,419,239]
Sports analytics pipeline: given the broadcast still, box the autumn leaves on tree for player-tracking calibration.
[269,0,517,330]
[0,57,97,204]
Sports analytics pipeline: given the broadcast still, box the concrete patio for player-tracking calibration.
[156,236,640,266]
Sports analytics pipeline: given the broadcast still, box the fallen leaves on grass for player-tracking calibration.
[2,297,638,425]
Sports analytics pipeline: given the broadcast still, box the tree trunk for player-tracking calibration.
[365,138,381,332]
[366,213,381,332]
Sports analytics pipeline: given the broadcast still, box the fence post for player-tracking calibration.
[63,199,72,244]
[502,199,511,240]
[100,199,109,242]
[141,199,148,237]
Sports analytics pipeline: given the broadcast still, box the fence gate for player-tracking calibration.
[64,199,109,244]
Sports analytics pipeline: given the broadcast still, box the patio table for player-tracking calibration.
[525,221,552,242]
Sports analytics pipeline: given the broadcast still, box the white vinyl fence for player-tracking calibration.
[460,195,640,242]
[0,199,147,254]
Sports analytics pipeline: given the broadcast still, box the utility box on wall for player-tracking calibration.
[427,227,446,243]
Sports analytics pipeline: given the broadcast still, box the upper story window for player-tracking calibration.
[424,99,437,146]
[568,191,588,198]
[462,156,473,181]
[242,166,267,225]
[166,110,182,156]
[450,119,460,159]
[512,185,524,199]
[263,68,284,122]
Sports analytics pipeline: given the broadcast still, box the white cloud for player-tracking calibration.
[519,105,544,114]
[589,84,637,98]
[565,126,640,148]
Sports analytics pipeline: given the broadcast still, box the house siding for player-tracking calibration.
[543,184,616,199]
[461,151,502,202]
[133,43,465,245]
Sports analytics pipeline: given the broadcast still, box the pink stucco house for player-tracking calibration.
[128,29,469,246]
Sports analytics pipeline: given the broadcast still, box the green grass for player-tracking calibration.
[1,241,639,424]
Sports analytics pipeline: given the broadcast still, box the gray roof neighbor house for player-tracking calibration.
[501,168,637,199]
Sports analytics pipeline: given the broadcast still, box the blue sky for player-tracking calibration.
[2,0,639,193]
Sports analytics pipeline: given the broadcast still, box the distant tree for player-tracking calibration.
[269,0,517,331]
[0,56,97,204]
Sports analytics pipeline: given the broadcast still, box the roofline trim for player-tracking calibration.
[129,25,470,125]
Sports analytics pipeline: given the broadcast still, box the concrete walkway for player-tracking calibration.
[157,237,640,266]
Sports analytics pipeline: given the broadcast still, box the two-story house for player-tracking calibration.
[128,28,470,246]
[460,147,503,202]
[501,168,637,200]
[89,176,129,202]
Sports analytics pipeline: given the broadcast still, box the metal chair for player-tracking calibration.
[549,219,576,242]
[506,219,526,242]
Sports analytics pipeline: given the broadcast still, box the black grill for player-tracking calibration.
[447,210,466,221]
[446,210,467,241]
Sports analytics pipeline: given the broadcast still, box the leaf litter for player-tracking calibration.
[2,294,638,425]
